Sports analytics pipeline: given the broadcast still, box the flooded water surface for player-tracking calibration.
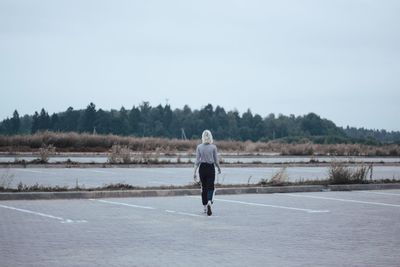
[1,166,399,189]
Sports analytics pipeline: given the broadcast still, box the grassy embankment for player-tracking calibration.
[1,132,400,156]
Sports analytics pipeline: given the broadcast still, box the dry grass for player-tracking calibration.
[268,167,288,185]
[328,162,372,184]
[0,169,14,190]
[0,131,399,156]
[107,145,163,164]
[39,144,55,163]
[0,132,196,152]
[107,145,132,164]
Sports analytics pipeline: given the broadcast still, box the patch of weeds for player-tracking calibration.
[328,162,371,184]
[108,145,165,164]
[38,144,55,163]
[258,167,289,186]
[98,183,139,190]
[108,144,132,163]
[16,182,69,192]
[0,169,14,190]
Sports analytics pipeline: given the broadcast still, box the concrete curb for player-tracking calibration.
[1,183,400,201]
[328,183,400,191]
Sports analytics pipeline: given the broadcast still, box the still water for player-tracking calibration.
[1,166,399,189]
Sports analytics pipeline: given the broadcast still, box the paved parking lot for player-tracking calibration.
[1,190,400,266]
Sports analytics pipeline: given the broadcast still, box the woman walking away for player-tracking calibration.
[193,130,221,216]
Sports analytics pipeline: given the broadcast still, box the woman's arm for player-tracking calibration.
[213,146,221,174]
[193,146,200,179]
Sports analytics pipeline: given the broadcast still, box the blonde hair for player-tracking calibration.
[202,130,213,144]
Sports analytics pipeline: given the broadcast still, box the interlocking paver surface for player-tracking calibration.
[1,190,400,266]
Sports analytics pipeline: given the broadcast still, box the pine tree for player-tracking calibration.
[10,110,20,134]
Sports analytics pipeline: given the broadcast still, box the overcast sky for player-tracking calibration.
[1,0,399,131]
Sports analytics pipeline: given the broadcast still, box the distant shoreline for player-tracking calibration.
[1,133,399,160]
[1,161,399,169]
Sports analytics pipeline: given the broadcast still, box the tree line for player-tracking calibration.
[1,102,399,144]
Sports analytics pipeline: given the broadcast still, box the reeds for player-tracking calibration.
[328,162,371,184]
[268,167,288,185]
[0,169,14,190]
[0,131,399,156]
[39,145,55,163]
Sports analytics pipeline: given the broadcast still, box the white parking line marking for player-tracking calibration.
[175,211,202,217]
[187,196,329,213]
[61,220,88,224]
[286,194,400,207]
[91,199,155,209]
[0,204,87,223]
[359,191,400,196]
[165,210,202,217]
[90,199,203,218]
[216,198,330,213]
[165,209,176,213]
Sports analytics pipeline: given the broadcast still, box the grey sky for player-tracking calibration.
[1,0,399,131]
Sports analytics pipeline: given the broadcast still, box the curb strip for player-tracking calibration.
[1,184,400,201]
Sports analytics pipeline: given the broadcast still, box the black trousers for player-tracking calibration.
[199,163,215,205]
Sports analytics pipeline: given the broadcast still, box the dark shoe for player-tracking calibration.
[207,201,212,216]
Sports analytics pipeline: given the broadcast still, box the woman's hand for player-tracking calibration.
[217,168,221,174]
